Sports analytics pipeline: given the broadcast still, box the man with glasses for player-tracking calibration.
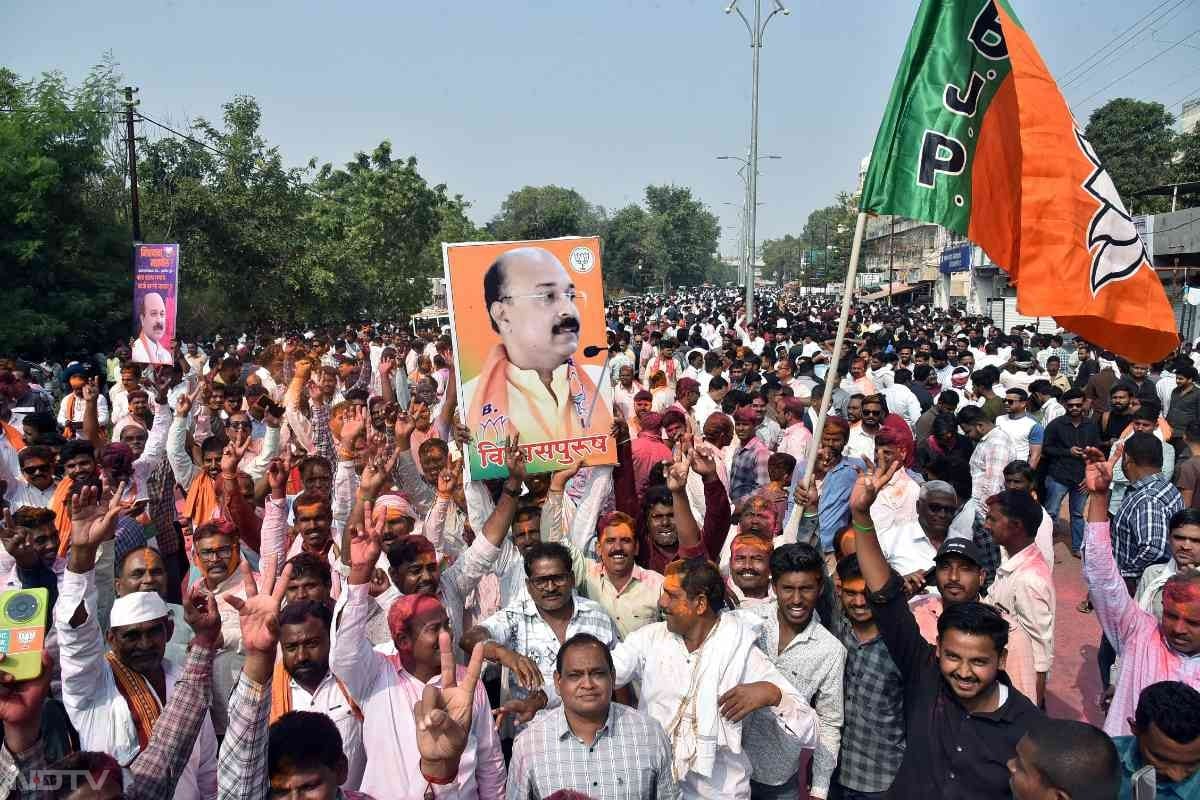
[996,388,1044,468]
[460,541,620,739]
[5,445,57,508]
[1040,388,1101,557]
[465,246,611,447]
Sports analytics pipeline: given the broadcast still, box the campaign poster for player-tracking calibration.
[131,244,179,365]
[443,236,616,480]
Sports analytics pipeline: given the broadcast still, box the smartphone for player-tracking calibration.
[0,588,49,680]
[1131,765,1156,800]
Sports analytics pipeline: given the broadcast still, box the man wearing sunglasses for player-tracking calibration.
[466,246,611,452]
[5,445,57,509]
[1040,388,1101,557]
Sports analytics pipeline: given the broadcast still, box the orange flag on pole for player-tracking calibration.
[859,0,1178,362]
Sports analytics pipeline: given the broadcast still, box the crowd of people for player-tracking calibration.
[0,284,1198,799]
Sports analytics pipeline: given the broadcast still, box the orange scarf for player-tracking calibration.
[269,658,362,725]
[0,421,22,452]
[183,472,218,528]
[51,478,74,558]
[106,650,162,749]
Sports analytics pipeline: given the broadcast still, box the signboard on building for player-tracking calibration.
[939,242,972,274]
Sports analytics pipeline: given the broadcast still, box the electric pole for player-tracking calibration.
[888,215,896,305]
[124,86,142,242]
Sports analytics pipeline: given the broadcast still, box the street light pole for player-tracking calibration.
[726,0,788,324]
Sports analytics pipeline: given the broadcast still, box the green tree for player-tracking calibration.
[488,185,603,241]
[1177,118,1200,184]
[761,234,807,284]
[601,204,662,295]
[0,62,130,356]
[1084,98,1177,212]
[140,95,315,334]
[801,193,857,284]
[644,185,721,288]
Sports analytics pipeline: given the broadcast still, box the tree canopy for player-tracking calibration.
[1084,98,1178,213]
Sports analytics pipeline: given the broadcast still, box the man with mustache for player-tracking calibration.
[1134,508,1200,622]
[55,484,219,800]
[132,291,172,365]
[460,541,620,733]
[272,599,367,791]
[466,247,611,453]
[847,459,1042,799]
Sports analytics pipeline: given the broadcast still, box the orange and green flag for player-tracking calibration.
[859,0,1178,362]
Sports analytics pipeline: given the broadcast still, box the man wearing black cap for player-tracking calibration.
[847,458,1043,799]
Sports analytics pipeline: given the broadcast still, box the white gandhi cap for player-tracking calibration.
[109,591,170,628]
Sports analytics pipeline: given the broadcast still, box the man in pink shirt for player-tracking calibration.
[776,397,812,466]
[332,531,506,799]
[631,411,671,505]
[1082,448,1200,736]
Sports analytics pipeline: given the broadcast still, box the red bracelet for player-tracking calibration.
[422,771,455,786]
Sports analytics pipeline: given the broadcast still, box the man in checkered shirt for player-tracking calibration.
[507,632,679,800]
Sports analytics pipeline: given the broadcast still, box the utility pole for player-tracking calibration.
[888,215,896,305]
[123,86,142,242]
[726,0,789,324]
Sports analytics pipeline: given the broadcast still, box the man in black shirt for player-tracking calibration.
[1040,388,1102,556]
[846,458,1042,799]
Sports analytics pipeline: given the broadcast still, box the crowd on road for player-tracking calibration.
[0,284,1198,800]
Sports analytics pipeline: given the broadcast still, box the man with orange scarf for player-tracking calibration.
[56,364,109,437]
[464,247,611,459]
[269,599,367,791]
[54,483,219,800]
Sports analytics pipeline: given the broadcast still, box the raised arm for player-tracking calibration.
[128,589,220,800]
[167,394,200,491]
[1080,448,1145,649]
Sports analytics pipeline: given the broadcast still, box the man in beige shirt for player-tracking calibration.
[981,489,1056,708]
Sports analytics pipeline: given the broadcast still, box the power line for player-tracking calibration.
[1059,0,1186,87]
[1071,26,1200,110]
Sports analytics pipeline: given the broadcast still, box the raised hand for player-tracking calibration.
[81,378,99,403]
[848,457,900,515]
[451,422,472,448]
[504,435,527,483]
[1083,446,1112,494]
[394,409,416,441]
[0,652,53,750]
[70,482,129,551]
[437,458,463,498]
[220,442,247,477]
[223,560,292,655]
[549,459,583,493]
[665,440,692,493]
[175,391,194,418]
[0,509,39,570]
[340,406,368,447]
[183,584,222,648]
[379,355,394,377]
[415,634,485,774]
[689,441,718,479]
[347,517,382,577]
[266,458,288,499]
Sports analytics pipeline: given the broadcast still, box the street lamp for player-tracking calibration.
[717,152,781,303]
[725,0,789,323]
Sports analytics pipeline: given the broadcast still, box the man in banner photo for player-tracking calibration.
[131,243,179,365]
[444,237,615,479]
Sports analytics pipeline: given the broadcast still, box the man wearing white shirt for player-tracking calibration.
[734,315,765,356]
[995,388,1044,467]
[1159,358,1186,413]
[1030,380,1064,426]
[55,497,219,800]
[611,559,817,800]
[3,446,57,509]
[883,372,922,431]
[695,376,728,429]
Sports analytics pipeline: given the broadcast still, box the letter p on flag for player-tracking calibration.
[859,0,1178,362]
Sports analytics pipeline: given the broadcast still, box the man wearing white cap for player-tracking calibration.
[55,485,218,800]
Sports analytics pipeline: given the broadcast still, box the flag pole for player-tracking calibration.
[802,211,867,487]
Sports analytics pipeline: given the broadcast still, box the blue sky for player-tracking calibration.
[5,0,1198,255]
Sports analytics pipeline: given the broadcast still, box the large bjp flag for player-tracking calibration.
[859,0,1178,362]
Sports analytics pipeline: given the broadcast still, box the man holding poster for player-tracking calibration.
[131,244,179,366]
[445,237,614,479]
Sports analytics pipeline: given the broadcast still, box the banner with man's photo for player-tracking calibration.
[442,236,616,480]
[131,244,179,366]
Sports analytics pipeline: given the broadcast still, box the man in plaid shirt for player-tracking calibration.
[827,554,905,798]
[730,406,772,504]
[1112,432,1184,586]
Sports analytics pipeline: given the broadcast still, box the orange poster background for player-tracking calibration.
[441,236,615,478]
